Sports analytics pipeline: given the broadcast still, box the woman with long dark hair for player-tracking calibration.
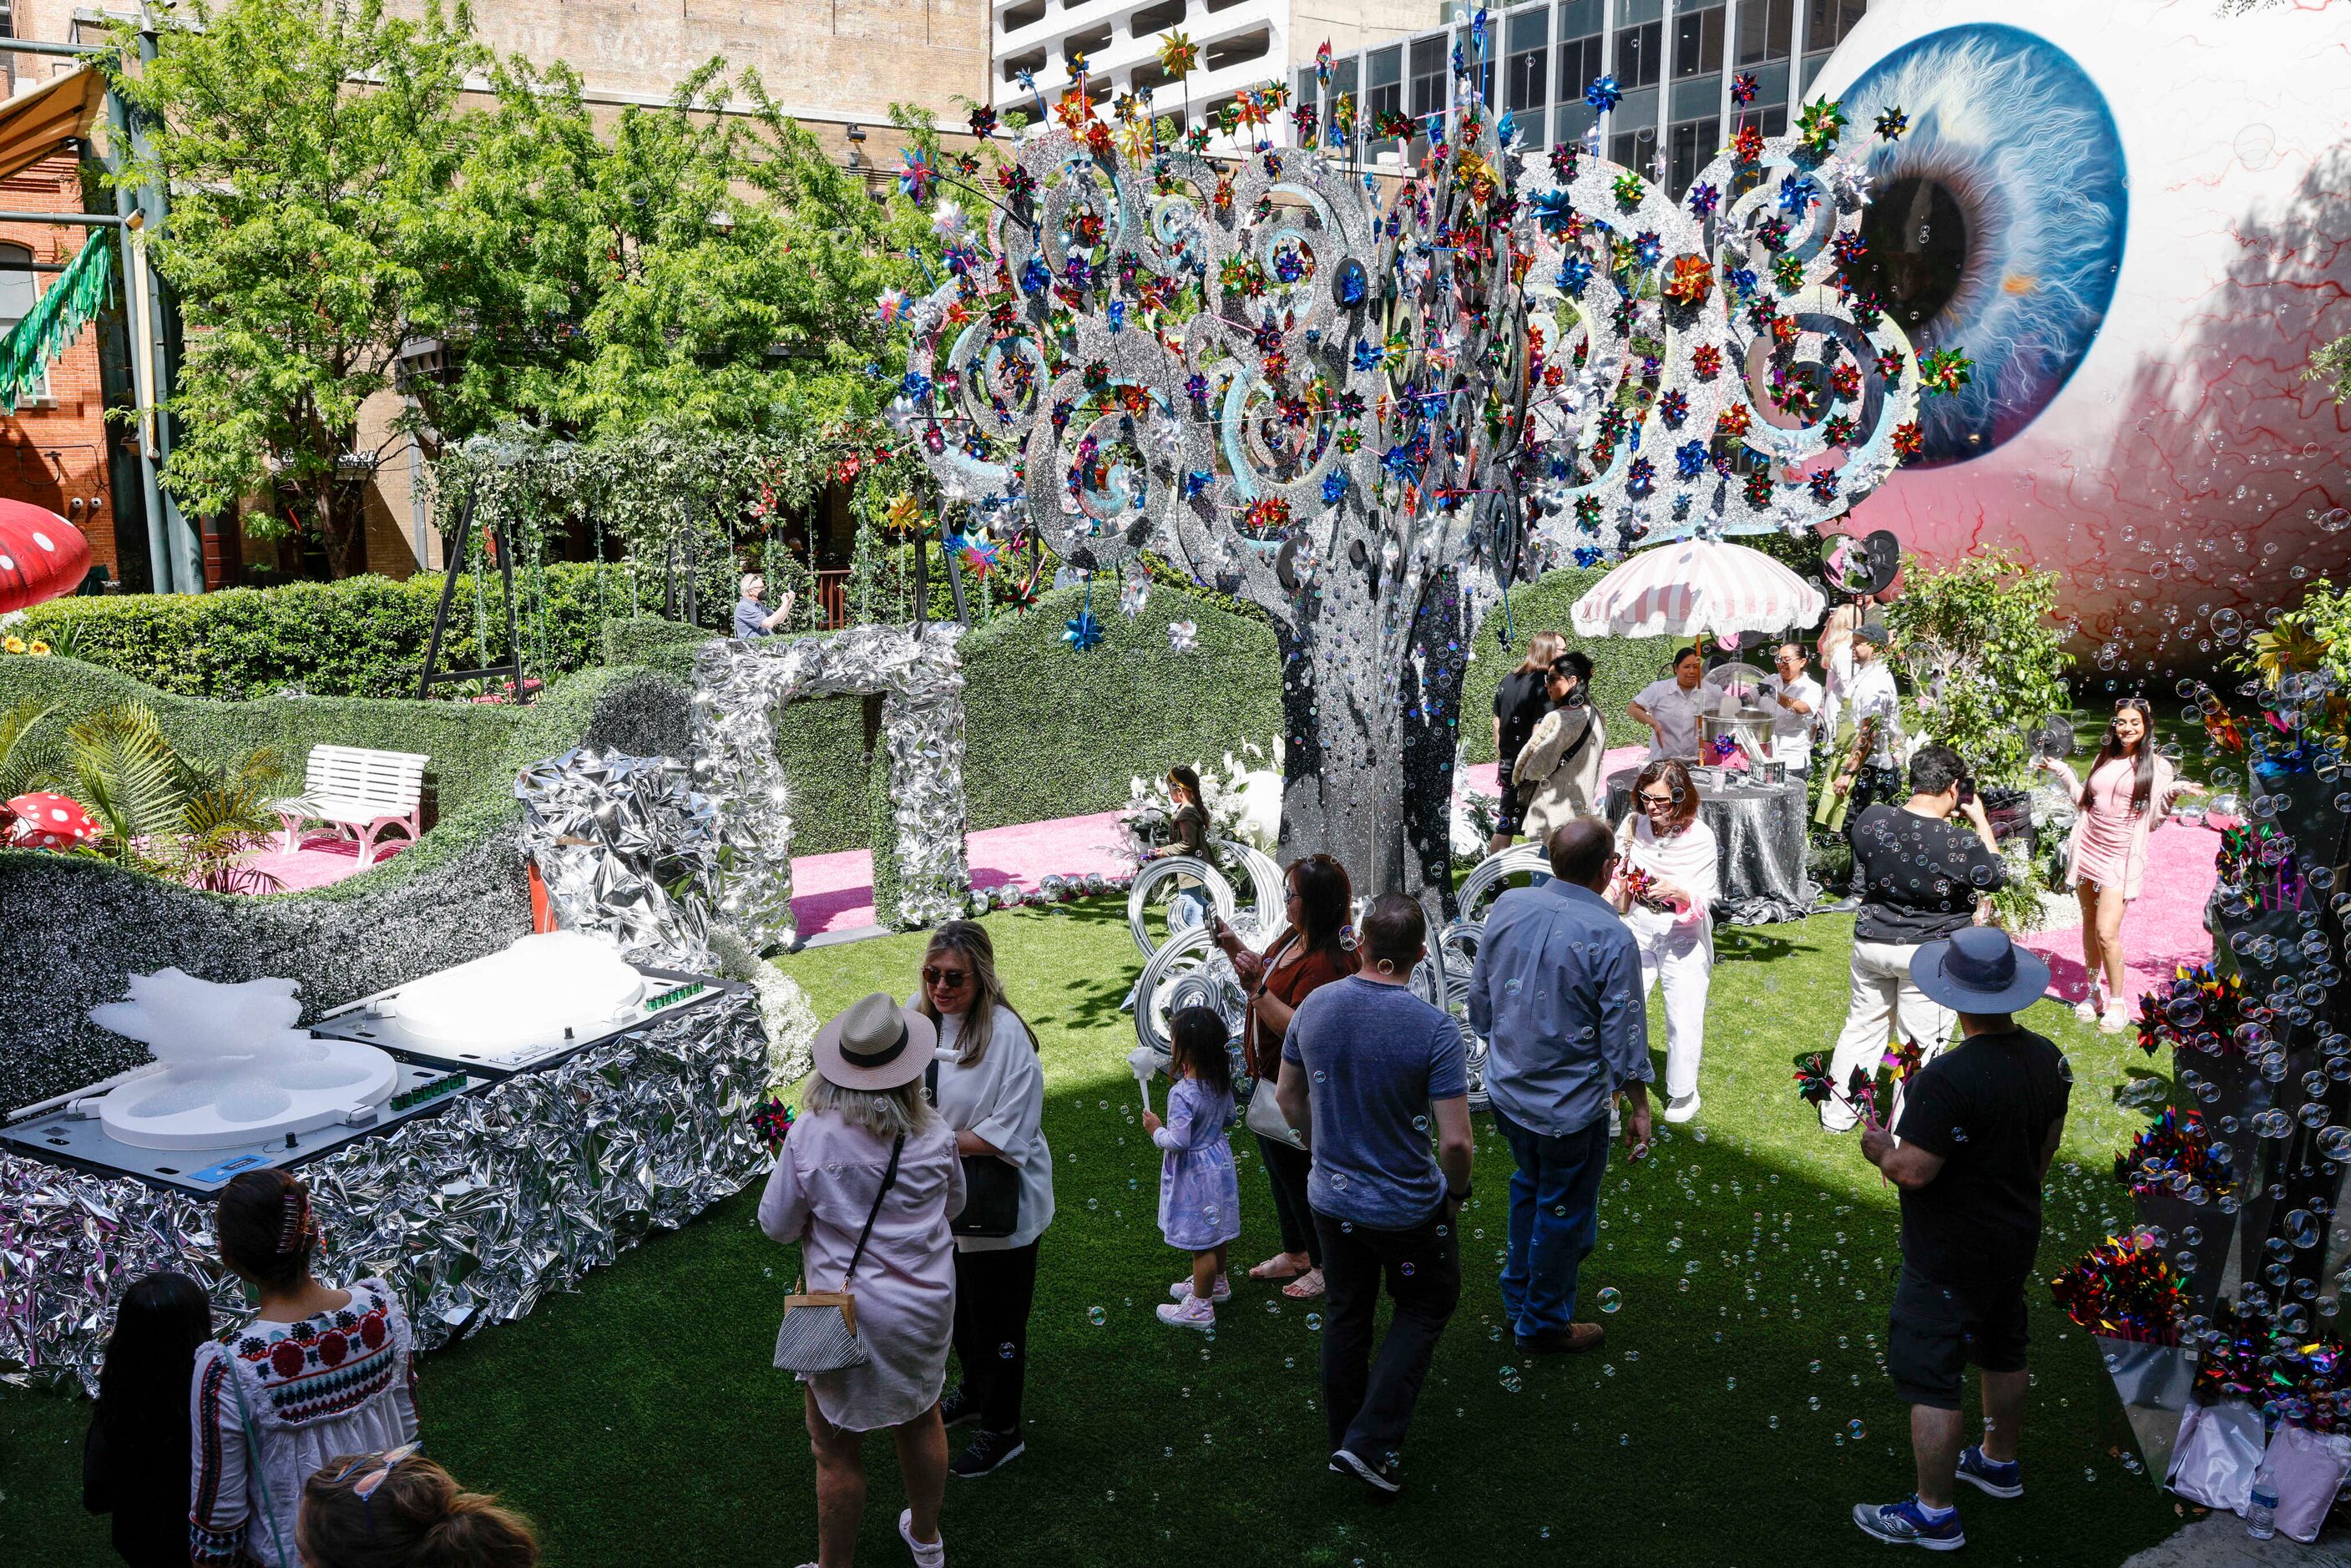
[913,920,1054,1479]
[2035,698,2202,1032]
[83,1272,213,1568]
[1211,852,1358,1300]
[190,1171,419,1568]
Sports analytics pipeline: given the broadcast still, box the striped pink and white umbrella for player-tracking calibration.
[1570,539,1825,640]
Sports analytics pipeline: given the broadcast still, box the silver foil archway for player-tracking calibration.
[692,625,973,949]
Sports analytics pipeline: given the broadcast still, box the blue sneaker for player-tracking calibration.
[1853,1495,1965,1550]
[1956,1445,2022,1499]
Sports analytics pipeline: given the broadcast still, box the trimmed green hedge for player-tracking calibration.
[0,655,687,900]
[1459,567,1686,765]
[594,588,1282,856]
[14,564,664,701]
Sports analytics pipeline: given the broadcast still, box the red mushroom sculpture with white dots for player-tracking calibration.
[0,499,90,615]
[5,791,99,850]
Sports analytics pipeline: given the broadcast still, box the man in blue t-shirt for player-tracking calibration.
[731,571,793,640]
[1277,893,1474,1496]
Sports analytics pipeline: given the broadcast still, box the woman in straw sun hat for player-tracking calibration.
[761,993,967,1568]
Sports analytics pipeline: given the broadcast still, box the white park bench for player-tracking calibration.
[269,745,430,867]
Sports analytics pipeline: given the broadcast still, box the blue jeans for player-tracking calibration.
[1491,1105,1611,1337]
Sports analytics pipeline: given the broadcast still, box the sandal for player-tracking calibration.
[1248,1253,1308,1282]
[2099,1004,2131,1035]
[1282,1267,1327,1300]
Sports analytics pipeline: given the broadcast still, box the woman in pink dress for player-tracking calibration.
[2035,699,2203,1033]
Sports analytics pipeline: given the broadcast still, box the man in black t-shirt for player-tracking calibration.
[1851,927,2070,1552]
[1821,744,2006,1133]
[1489,635,1565,852]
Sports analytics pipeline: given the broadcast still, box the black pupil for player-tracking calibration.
[1858,175,1969,331]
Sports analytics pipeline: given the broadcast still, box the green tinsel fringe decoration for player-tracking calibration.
[0,229,114,412]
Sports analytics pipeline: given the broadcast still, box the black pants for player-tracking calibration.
[1313,1206,1460,1464]
[1256,1134,1322,1267]
[951,1240,1039,1435]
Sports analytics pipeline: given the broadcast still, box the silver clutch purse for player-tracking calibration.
[772,1132,904,1375]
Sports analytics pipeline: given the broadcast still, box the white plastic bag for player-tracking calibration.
[2165,1399,2263,1512]
[2263,1421,2351,1543]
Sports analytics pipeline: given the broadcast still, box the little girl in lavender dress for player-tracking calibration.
[1145,1007,1242,1332]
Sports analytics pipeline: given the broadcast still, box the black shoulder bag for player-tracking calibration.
[926,1060,1024,1239]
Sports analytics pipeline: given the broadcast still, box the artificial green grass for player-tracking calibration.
[3,903,2189,1566]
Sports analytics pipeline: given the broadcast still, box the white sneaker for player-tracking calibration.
[1664,1094,1701,1124]
[897,1509,945,1568]
[1170,1273,1231,1304]
[1155,1295,1216,1332]
[1820,1105,1858,1135]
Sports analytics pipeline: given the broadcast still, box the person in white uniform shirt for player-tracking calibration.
[1627,646,1708,761]
[913,921,1055,1480]
[1762,642,1825,775]
[1610,758,1720,1123]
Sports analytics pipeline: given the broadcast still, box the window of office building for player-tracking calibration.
[1667,115,1720,197]
[1408,34,1447,123]
[1367,43,1403,126]
[1806,0,1868,49]
[1554,0,1601,146]
[1505,7,1548,116]
[1327,54,1359,140]
[1736,0,1792,64]
[1614,0,1663,90]
[1458,27,1495,107]
[1674,3,1725,78]
[1608,85,1658,175]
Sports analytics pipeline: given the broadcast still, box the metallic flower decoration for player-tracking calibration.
[1796,96,1848,154]
[1919,346,1974,395]
[1686,180,1720,217]
[1063,609,1105,652]
[1874,105,1909,141]
[1119,574,1150,618]
[896,149,934,201]
[876,287,908,325]
[885,492,926,535]
[1584,73,1622,113]
[1731,124,1765,163]
[1157,29,1200,77]
[1167,618,1198,654]
[968,105,998,139]
[930,200,968,241]
[1731,71,1759,106]
[1610,170,1644,208]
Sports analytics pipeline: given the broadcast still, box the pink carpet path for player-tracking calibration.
[249,766,2221,999]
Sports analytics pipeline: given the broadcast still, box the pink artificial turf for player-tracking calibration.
[790,809,1135,937]
[239,830,410,892]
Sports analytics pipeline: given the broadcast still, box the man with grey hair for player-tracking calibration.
[733,571,795,639]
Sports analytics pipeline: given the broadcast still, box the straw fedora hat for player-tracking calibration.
[811,992,938,1091]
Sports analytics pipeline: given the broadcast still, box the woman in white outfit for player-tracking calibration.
[1610,758,1719,1124]
[914,920,1055,1479]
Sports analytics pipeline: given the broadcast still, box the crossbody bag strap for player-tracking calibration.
[842,1134,907,1287]
[222,1353,295,1568]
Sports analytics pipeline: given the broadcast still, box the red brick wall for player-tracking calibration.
[0,148,115,586]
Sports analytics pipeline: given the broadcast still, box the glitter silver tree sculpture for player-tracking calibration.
[896,48,1928,906]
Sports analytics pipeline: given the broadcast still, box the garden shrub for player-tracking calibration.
[1459,568,1686,764]
[13,564,665,701]
[1884,551,2072,789]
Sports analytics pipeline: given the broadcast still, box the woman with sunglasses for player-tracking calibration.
[913,921,1054,1479]
[1610,759,1719,1124]
[190,1171,418,1568]
[1211,852,1358,1300]
[2035,698,2202,1032]
[298,1449,538,1568]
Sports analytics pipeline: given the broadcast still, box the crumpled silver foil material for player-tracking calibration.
[516,746,721,970]
[0,989,765,1396]
[691,626,972,949]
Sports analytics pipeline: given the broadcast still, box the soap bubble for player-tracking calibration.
[1088,1306,1105,1326]
[1598,1287,1620,1313]
[1848,1419,1867,1440]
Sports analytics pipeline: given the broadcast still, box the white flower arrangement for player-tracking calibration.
[1117,743,1278,865]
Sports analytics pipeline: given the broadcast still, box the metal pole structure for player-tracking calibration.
[104,81,174,593]
[131,29,199,594]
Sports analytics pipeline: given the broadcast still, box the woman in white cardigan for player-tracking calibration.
[1512,651,1605,844]
[1610,758,1720,1125]
[913,920,1055,1479]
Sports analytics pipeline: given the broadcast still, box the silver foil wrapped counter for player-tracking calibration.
[516,746,721,969]
[692,625,972,950]
[0,989,766,1394]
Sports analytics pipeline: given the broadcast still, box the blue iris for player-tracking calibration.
[1840,23,2128,465]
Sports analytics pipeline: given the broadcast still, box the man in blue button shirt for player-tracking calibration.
[731,572,793,640]
[1467,817,1653,1354]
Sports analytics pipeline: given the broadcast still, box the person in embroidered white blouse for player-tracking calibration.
[189,1171,418,1568]
[1610,758,1721,1125]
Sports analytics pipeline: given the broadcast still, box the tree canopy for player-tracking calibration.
[109,0,931,574]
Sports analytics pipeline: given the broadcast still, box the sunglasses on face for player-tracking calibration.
[1638,792,1674,807]
[923,966,971,989]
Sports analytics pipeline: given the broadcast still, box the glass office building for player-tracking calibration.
[1293,0,1868,197]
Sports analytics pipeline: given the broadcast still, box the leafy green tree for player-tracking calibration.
[1884,551,2073,788]
[109,0,594,575]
